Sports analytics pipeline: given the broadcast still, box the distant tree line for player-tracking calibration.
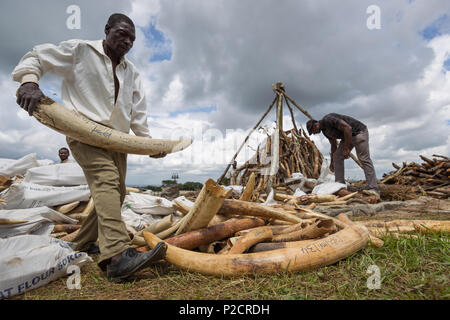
[143,180,204,192]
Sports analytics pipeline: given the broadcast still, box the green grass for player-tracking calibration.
[10,232,449,300]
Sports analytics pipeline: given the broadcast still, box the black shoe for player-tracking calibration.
[106,242,167,282]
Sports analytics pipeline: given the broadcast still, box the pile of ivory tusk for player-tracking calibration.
[137,178,371,276]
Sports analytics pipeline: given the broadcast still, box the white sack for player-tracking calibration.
[37,159,54,166]
[0,235,92,299]
[317,159,335,184]
[263,188,278,206]
[285,172,313,192]
[0,153,39,177]
[173,196,195,209]
[224,185,243,198]
[123,192,174,215]
[293,188,307,197]
[0,182,90,210]
[121,207,156,231]
[312,182,347,195]
[24,162,86,186]
[0,207,77,238]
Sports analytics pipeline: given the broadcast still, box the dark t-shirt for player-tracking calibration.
[319,113,367,140]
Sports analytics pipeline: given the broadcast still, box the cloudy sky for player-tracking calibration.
[0,0,449,186]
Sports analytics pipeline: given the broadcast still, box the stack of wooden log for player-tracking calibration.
[231,128,324,201]
[380,154,449,199]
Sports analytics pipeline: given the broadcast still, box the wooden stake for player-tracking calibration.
[267,93,282,193]
[217,96,277,184]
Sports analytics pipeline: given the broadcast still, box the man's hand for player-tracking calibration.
[343,146,351,159]
[16,82,44,116]
[149,152,167,159]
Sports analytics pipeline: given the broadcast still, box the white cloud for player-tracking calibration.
[1,0,450,186]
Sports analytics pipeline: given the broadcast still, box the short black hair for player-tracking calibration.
[306,120,318,135]
[107,13,135,29]
[59,147,70,154]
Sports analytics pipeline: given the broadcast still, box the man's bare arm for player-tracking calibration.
[328,137,337,171]
[337,120,352,159]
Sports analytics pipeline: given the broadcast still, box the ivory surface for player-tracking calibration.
[176,179,232,235]
[165,217,264,250]
[34,97,192,156]
[218,199,303,224]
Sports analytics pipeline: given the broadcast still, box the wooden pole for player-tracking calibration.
[283,93,315,121]
[283,95,298,133]
[217,96,278,184]
[267,93,282,192]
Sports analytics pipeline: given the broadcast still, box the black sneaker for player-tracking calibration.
[106,242,167,282]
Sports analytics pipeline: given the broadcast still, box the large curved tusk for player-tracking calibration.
[34,97,193,156]
[142,218,368,276]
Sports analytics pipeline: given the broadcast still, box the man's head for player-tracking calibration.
[104,13,136,58]
[59,147,70,162]
[306,120,321,135]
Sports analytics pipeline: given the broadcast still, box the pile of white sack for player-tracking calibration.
[0,153,198,299]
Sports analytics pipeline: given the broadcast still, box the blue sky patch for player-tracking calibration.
[444,57,450,71]
[421,14,450,40]
[169,105,217,117]
[141,22,172,62]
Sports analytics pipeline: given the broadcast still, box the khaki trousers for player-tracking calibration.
[333,129,379,191]
[67,137,131,269]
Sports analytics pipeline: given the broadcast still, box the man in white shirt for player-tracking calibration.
[12,13,167,282]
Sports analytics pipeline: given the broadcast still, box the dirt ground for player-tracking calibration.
[352,196,450,221]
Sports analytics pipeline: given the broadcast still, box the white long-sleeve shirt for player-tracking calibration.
[11,39,150,137]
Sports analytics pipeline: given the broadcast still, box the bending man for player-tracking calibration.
[306,113,379,196]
